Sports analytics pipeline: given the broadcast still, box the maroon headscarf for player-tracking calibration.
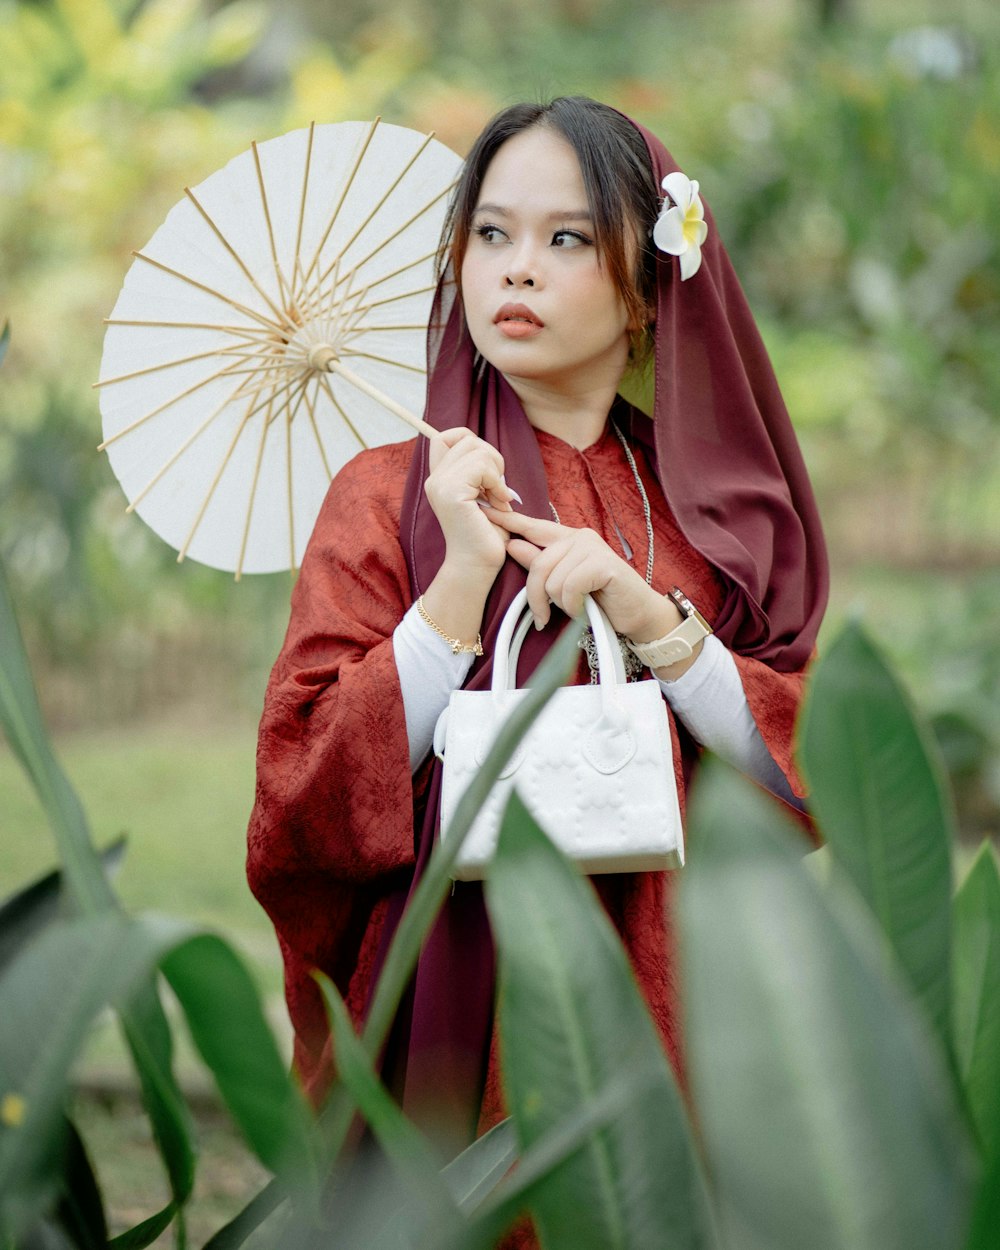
[385,108,828,1154]
[401,113,829,673]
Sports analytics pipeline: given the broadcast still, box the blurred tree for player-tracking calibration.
[0,0,289,722]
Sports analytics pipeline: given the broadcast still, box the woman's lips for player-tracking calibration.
[494,303,544,339]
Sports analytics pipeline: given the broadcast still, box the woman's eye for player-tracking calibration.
[552,230,590,249]
[474,224,507,244]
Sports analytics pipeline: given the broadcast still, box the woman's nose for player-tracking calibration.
[503,240,540,288]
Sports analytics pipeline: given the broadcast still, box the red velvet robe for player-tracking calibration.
[246,423,810,1234]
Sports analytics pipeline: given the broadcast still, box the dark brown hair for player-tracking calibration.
[441,97,660,349]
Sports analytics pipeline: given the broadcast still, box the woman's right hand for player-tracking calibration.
[423,428,516,577]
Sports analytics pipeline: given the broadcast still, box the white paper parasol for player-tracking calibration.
[97,119,462,576]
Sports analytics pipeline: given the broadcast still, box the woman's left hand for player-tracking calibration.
[482,509,681,640]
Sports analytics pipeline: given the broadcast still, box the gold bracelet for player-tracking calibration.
[416,596,484,656]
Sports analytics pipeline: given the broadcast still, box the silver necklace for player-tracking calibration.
[548,421,654,682]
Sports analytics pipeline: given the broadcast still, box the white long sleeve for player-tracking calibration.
[657,635,799,805]
[393,603,474,770]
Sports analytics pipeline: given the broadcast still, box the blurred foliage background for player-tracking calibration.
[1,0,998,857]
[1,0,997,1236]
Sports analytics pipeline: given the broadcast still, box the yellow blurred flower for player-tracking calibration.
[1,1093,26,1128]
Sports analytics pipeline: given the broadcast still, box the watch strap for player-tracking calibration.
[626,588,712,670]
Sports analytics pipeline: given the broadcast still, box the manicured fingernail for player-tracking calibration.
[500,476,523,505]
[533,615,545,631]
[477,499,491,510]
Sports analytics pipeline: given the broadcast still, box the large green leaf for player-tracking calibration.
[952,842,1000,1156]
[437,1068,664,1250]
[0,912,189,1237]
[10,1118,108,1250]
[0,559,115,917]
[799,621,956,1057]
[50,1117,108,1250]
[161,933,317,1191]
[312,974,462,1249]
[0,840,126,976]
[118,980,194,1240]
[964,1097,1000,1250]
[0,910,311,1241]
[0,554,196,1231]
[485,792,716,1250]
[319,973,456,1211]
[681,762,976,1250]
[955,846,1000,1250]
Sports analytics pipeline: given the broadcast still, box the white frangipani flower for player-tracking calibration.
[652,171,708,280]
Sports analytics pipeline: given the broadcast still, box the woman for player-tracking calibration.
[247,97,827,1164]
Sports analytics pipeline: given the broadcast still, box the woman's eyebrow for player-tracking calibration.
[472,203,593,222]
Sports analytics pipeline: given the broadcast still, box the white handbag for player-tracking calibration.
[433,589,684,880]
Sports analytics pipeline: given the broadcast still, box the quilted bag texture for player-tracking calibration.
[434,590,684,880]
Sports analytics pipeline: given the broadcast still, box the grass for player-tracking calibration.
[0,714,280,993]
[74,1086,274,1248]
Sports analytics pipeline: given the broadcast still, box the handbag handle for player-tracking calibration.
[493,589,628,699]
[486,589,638,775]
[431,588,643,775]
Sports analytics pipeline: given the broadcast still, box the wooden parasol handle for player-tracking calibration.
[308,351,437,439]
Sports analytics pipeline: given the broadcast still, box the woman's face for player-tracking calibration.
[460,127,633,405]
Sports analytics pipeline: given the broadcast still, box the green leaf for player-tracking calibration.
[51,1117,108,1250]
[54,0,124,69]
[363,1118,518,1249]
[485,793,715,1250]
[953,842,1000,1156]
[438,1064,666,1250]
[108,1201,180,1250]
[965,1116,1000,1250]
[681,761,976,1250]
[319,973,456,1208]
[14,1216,77,1248]
[0,558,115,916]
[200,1180,286,1250]
[0,912,191,1237]
[118,979,196,1226]
[0,839,126,976]
[316,974,462,1247]
[8,1118,109,1250]
[160,933,316,1188]
[203,0,268,67]
[0,912,301,1241]
[442,1117,517,1210]
[0,555,195,1232]
[799,620,956,1057]
[0,320,9,369]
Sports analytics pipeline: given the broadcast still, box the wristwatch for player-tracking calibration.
[625,587,713,670]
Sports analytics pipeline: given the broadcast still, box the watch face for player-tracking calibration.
[668,588,695,618]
